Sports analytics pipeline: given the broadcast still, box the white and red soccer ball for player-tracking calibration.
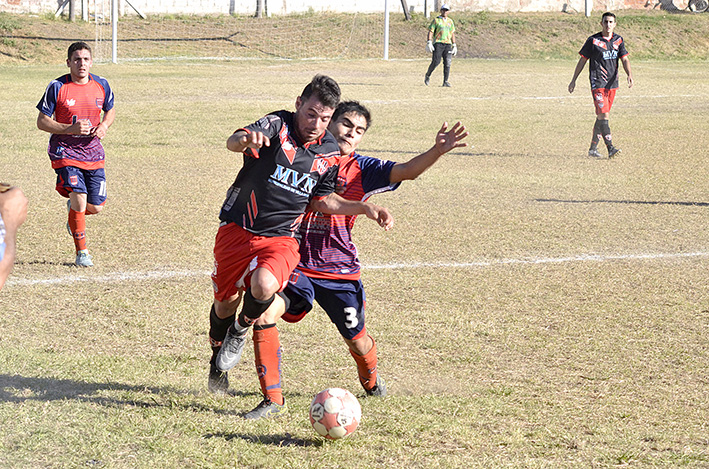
[309,387,361,440]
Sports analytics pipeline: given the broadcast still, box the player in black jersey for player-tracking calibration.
[568,12,633,158]
[207,75,393,419]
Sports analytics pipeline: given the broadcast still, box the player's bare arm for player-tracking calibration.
[310,193,394,231]
[621,55,634,88]
[37,111,92,136]
[568,56,588,93]
[226,129,271,153]
[90,107,115,139]
[0,184,28,290]
[389,121,469,184]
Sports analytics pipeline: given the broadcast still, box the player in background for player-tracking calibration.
[424,4,457,87]
[37,42,115,267]
[568,12,633,158]
[0,183,28,291]
[222,100,468,420]
[208,76,393,419]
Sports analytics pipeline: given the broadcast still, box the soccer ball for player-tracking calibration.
[309,387,361,440]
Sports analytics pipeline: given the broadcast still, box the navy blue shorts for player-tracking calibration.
[55,166,107,206]
[283,269,367,340]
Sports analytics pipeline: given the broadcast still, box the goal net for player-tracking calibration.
[92,10,391,62]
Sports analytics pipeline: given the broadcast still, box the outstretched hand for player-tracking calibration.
[364,203,394,231]
[434,121,469,156]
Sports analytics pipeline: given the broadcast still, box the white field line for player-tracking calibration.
[6,250,708,287]
[364,94,708,105]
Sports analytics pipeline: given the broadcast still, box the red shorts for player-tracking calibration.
[592,88,616,115]
[211,222,300,302]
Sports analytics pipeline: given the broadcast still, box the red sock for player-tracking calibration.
[350,335,378,391]
[253,324,284,405]
[68,209,87,252]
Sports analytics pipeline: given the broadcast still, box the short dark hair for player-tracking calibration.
[68,41,92,61]
[300,75,341,109]
[333,101,372,131]
[601,12,616,21]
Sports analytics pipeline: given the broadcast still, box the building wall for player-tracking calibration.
[0,0,662,16]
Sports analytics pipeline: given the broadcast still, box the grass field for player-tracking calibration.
[0,56,708,467]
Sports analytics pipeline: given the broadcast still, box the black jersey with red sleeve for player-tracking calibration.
[579,32,628,90]
[219,110,341,239]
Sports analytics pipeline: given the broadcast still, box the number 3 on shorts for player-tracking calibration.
[343,307,359,329]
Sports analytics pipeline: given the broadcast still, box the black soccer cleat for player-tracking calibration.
[365,375,387,397]
[608,147,621,158]
[244,397,287,420]
[208,362,229,395]
[424,75,430,86]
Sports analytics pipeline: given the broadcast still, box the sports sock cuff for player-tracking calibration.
[210,304,235,326]
[209,304,236,345]
[254,323,277,331]
[242,289,275,320]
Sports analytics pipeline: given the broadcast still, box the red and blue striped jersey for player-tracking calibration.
[297,152,400,280]
[37,73,114,170]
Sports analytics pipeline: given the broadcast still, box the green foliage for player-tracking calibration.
[0,12,21,33]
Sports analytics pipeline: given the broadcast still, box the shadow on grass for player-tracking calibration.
[204,431,321,446]
[0,373,258,415]
[15,259,77,267]
[536,198,709,207]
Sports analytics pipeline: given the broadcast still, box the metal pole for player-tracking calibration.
[112,0,118,63]
[384,0,390,60]
[585,0,592,17]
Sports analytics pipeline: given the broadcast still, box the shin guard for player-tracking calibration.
[253,324,283,405]
[350,335,379,391]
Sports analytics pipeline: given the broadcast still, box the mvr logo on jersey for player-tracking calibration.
[602,50,618,60]
[269,164,317,196]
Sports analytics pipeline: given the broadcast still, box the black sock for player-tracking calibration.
[236,289,275,329]
[590,120,602,149]
[598,119,612,149]
[209,304,235,364]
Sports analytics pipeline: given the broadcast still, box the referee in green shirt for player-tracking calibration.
[425,4,457,87]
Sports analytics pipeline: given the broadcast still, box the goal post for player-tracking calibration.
[93,2,398,63]
[384,0,390,60]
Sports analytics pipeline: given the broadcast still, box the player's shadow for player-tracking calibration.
[535,198,709,207]
[15,259,74,267]
[204,432,321,447]
[0,373,239,416]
